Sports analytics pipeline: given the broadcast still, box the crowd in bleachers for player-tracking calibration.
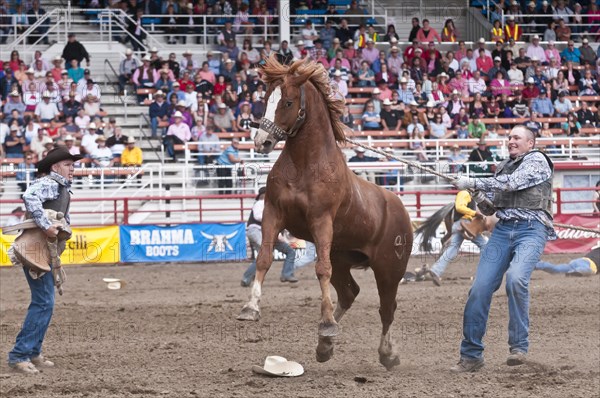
[1,34,143,180]
[485,0,600,42]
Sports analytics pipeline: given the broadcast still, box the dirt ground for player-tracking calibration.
[0,253,599,398]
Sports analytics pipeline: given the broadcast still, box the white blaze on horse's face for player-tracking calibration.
[255,86,282,153]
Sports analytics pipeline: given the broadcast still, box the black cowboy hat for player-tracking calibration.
[37,147,83,173]
[256,186,267,200]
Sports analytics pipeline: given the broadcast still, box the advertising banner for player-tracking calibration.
[1,226,120,266]
[120,223,246,263]
[545,215,600,254]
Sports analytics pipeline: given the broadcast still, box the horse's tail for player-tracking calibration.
[415,203,454,253]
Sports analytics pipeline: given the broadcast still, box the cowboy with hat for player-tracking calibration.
[121,136,143,167]
[7,146,82,374]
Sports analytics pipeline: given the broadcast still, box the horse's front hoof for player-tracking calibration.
[236,306,260,321]
[318,321,339,337]
[379,354,400,370]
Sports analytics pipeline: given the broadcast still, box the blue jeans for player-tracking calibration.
[294,241,317,268]
[8,267,55,364]
[536,258,596,275]
[460,219,548,360]
[431,220,488,277]
[242,227,296,283]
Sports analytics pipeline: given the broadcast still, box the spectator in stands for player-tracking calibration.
[361,101,381,131]
[67,60,84,84]
[3,125,25,158]
[440,18,457,42]
[579,70,599,96]
[357,61,375,87]
[577,102,595,126]
[561,40,581,64]
[149,90,169,138]
[91,135,114,168]
[531,89,554,117]
[126,9,146,53]
[34,92,60,123]
[447,144,466,172]
[106,126,128,160]
[155,69,173,93]
[446,90,465,117]
[81,122,99,156]
[380,99,401,132]
[120,137,143,167]
[408,115,428,162]
[361,39,378,65]
[213,103,237,133]
[27,0,48,44]
[490,70,511,97]
[503,16,522,42]
[489,55,508,80]
[429,112,450,139]
[525,35,546,63]
[416,18,440,44]
[475,49,493,76]
[195,126,219,182]
[164,111,191,162]
[507,61,524,86]
[490,20,504,43]
[340,104,355,129]
[301,20,318,49]
[511,91,530,118]
[396,77,414,105]
[562,112,581,136]
[468,70,487,96]
[216,138,242,194]
[522,77,540,100]
[61,33,90,69]
[554,91,573,117]
[329,70,346,99]
[467,137,495,175]
[452,107,469,128]
[236,102,254,133]
[118,48,138,95]
[15,152,35,192]
[385,46,403,77]
[468,115,487,139]
[132,56,157,102]
[4,91,25,119]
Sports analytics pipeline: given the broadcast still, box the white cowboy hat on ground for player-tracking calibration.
[252,356,304,377]
[103,278,126,290]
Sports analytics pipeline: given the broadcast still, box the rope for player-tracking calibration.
[344,137,454,181]
[552,223,600,235]
[343,137,600,236]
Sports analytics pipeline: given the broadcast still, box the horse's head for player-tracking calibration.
[255,79,306,153]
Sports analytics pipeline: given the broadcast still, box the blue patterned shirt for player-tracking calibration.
[474,151,556,239]
[22,172,72,230]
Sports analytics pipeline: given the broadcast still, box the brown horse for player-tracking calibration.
[236,56,413,369]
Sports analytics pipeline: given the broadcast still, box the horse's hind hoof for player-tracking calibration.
[316,346,334,362]
[379,354,400,370]
[318,321,339,337]
[236,306,260,321]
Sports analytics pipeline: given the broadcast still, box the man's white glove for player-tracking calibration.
[452,177,476,190]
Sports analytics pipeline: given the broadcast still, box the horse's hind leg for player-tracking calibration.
[316,260,360,363]
[373,264,404,370]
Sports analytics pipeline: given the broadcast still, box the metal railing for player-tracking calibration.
[1,186,597,227]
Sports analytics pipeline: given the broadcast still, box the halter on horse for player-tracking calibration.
[236,56,413,369]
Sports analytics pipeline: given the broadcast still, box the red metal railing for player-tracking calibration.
[1,188,597,226]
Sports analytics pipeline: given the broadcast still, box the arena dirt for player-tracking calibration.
[1,253,598,398]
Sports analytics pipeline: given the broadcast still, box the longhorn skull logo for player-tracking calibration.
[201,230,239,253]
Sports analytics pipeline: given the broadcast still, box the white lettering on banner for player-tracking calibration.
[556,229,596,239]
[145,246,180,257]
[130,229,195,245]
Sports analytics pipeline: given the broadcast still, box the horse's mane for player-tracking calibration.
[261,55,347,143]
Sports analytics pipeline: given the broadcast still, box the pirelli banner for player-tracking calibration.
[545,215,600,254]
[0,226,120,266]
[119,223,247,263]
